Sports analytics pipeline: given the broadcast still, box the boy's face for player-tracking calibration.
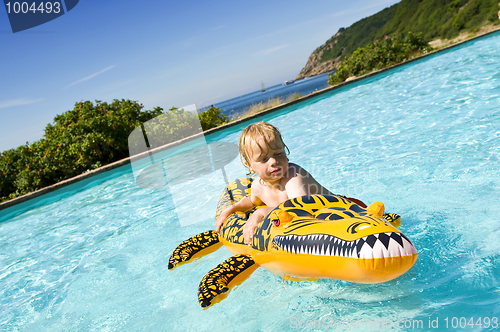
[247,138,288,184]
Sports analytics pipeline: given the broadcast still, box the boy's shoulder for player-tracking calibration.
[250,176,264,192]
[287,163,309,176]
[249,177,267,205]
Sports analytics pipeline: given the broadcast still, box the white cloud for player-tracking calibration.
[65,65,115,88]
[0,98,44,109]
[254,44,289,56]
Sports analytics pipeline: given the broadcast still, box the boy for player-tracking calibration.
[215,121,351,245]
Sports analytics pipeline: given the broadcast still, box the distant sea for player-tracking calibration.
[200,72,331,119]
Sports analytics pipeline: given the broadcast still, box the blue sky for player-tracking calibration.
[0,0,401,152]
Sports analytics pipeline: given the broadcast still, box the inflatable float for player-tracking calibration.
[168,178,418,308]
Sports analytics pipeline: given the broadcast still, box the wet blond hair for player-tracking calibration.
[239,122,289,174]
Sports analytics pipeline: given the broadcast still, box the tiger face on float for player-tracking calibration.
[250,195,417,283]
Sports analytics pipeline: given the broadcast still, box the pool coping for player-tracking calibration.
[2,26,500,212]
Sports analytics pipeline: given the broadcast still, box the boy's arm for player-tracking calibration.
[243,206,274,245]
[215,196,255,233]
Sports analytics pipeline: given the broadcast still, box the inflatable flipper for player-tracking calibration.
[168,230,222,270]
[198,254,258,308]
[383,213,401,228]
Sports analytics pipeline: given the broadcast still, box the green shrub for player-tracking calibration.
[0,99,163,202]
[199,106,229,131]
[140,107,201,148]
[0,100,235,202]
[328,32,432,85]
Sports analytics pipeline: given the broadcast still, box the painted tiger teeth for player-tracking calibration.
[272,232,417,258]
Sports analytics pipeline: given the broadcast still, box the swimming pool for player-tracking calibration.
[2,32,500,331]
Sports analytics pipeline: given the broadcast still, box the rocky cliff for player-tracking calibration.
[294,31,343,80]
[294,0,500,80]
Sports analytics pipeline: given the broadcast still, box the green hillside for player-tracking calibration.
[296,0,500,79]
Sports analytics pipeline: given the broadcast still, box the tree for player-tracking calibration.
[0,99,231,202]
[0,99,163,201]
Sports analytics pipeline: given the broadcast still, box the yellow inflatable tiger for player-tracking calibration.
[168,178,418,308]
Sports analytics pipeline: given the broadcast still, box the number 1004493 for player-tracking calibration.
[444,317,498,329]
[5,2,61,14]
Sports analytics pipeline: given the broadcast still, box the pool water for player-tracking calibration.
[2,32,500,331]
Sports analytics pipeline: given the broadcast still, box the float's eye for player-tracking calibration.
[347,222,373,234]
[272,218,280,227]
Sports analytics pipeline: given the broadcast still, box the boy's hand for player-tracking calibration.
[243,207,273,245]
[216,197,255,234]
[243,216,260,246]
[215,212,228,233]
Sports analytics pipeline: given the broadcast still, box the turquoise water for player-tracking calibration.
[2,32,500,331]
